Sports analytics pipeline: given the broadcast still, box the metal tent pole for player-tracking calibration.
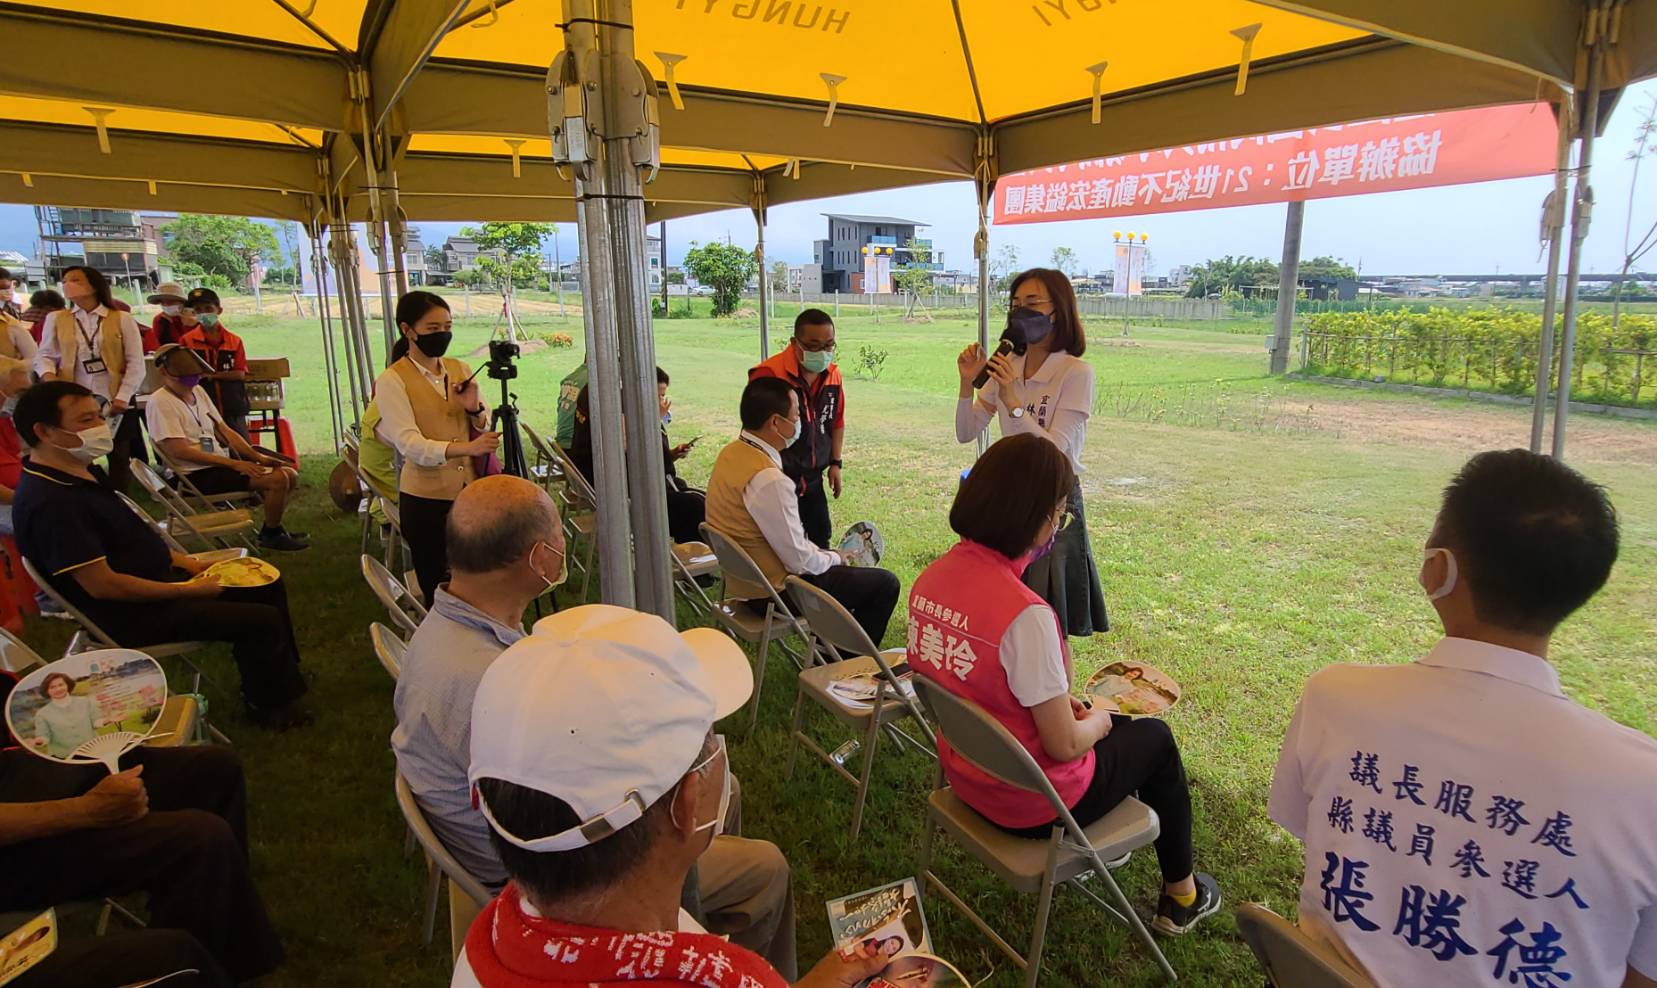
[755,195,771,361]
[973,160,993,458]
[1530,100,1574,452]
[327,222,365,423]
[1552,33,1607,460]
[310,224,348,447]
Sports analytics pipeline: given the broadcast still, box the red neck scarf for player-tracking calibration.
[464,885,788,988]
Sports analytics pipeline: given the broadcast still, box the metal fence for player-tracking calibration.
[741,290,1229,321]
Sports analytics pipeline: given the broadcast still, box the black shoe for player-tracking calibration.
[1153,873,1221,936]
[258,529,310,551]
[247,702,313,730]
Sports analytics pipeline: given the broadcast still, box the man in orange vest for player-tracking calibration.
[749,309,844,549]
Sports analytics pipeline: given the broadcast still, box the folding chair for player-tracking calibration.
[130,460,257,551]
[0,627,202,746]
[369,621,406,680]
[396,772,494,960]
[519,421,564,488]
[1237,903,1375,988]
[149,441,260,513]
[361,555,427,639]
[115,492,249,566]
[698,524,813,733]
[542,441,598,597]
[910,678,1176,987]
[784,575,934,838]
[670,541,721,619]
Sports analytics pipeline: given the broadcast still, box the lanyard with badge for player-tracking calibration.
[186,395,216,453]
[76,315,107,377]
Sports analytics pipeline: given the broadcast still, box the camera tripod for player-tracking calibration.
[486,338,529,480]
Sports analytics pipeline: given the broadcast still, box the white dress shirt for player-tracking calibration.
[955,348,1094,471]
[1269,636,1657,988]
[372,357,487,468]
[737,431,838,576]
[34,305,145,404]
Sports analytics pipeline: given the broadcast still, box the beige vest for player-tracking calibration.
[704,437,788,600]
[391,355,475,501]
[51,309,127,400]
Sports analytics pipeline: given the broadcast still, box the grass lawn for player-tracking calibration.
[24,303,1655,987]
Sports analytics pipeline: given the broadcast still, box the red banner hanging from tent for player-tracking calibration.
[993,102,1558,225]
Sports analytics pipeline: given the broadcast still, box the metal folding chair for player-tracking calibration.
[149,440,260,513]
[519,421,564,489]
[783,575,934,838]
[14,560,227,744]
[1237,903,1375,988]
[0,627,202,746]
[369,621,406,680]
[910,677,1176,987]
[396,772,494,960]
[130,460,257,551]
[361,555,428,639]
[542,439,598,598]
[698,524,813,732]
[670,540,721,620]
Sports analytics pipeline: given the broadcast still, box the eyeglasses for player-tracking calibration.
[796,338,836,353]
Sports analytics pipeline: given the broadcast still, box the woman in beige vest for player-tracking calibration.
[372,292,500,605]
[34,265,145,492]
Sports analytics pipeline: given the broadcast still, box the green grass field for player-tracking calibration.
[25,303,1656,986]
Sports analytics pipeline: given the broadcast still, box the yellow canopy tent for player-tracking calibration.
[1,0,1652,621]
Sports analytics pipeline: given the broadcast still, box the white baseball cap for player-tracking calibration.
[469,604,751,852]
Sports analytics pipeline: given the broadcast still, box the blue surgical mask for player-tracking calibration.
[661,411,672,426]
[777,414,802,446]
[197,312,221,329]
[798,344,832,374]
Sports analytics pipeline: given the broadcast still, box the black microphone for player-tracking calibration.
[972,339,1015,389]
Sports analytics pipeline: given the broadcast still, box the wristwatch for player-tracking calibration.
[1009,406,1026,419]
[829,458,844,468]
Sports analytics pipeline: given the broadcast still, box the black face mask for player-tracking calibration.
[413,332,452,358]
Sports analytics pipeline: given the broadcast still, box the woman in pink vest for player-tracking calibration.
[908,434,1221,935]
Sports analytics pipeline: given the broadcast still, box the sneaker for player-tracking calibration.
[36,595,70,620]
[258,529,310,552]
[1152,873,1222,936]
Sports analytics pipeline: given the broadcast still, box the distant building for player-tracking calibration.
[34,206,162,288]
[814,213,940,293]
[403,227,428,286]
[784,263,823,294]
[423,235,504,286]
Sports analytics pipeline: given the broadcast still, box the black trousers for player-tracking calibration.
[9,928,230,988]
[999,716,1195,884]
[91,579,307,713]
[399,491,455,608]
[796,474,832,549]
[666,485,706,546]
[803,564,900,648]
[105,407,145,496]
[0,745,284,982]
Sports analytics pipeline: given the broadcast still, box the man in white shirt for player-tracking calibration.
[704,377,900,648]
[1269,449,1657,988]
[144,344,306,552]
[34,266,145,492]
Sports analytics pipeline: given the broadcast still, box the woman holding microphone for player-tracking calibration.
[955,268,1107,638]
[373,291,499,606]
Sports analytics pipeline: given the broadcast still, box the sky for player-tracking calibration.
[2,79,1654,280]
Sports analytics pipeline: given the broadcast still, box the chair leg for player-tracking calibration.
[749,622,772,735]
[785,685,806,780]
[1025,832,1064,988]
[421,855,442,946]
[404,826,417,858]
[1086,852,1179,984]
[848,708,884,840]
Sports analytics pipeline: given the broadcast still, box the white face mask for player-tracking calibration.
[56,421,115,464]
[775,414,802,447]
[675,735,731,839]
[1420,547,1458,601]
[162,304,183,317]
[531,540,567,592]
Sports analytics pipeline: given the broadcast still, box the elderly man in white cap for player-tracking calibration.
[454,604,886,988]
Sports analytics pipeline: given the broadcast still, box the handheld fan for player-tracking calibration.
[5,649,169,775]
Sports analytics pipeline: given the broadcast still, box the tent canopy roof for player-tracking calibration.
[1,1,1652,224]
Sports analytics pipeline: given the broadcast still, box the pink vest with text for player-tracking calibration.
[907,540,1095,828]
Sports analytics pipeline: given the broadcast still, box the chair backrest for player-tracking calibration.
[131,459,203,520]
[361,554,426,638]
[1236,904,1376,988]
[395,772,493,909]
[547,441,597,507]
[700,523,805,624]
[115,490,187,554]
[788,576,935,744]
[369,621,405,680]
[911,676,1068,805]
[0,627,45,674]
[18,555,118,649]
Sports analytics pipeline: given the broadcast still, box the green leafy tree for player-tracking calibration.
[1049,246,1079,278]
[473,254,543,291]
[463,222,553,292]
[683,241,756,317]
[893,238,936,296]
[424,245,447,269]
[770,260,790,292]
[161,214,279,285]
[990,243,1021,293]
[666,270,686,286]
[1185,256,1280,297]
[1299,256,1357,282]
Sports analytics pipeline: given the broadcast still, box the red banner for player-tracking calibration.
[993,102,1558,225]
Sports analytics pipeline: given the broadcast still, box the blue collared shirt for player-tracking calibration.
[391,586,525,888]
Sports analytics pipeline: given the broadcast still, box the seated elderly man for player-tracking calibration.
[0,725,283,983]
[145,343,306,552]
[454,605,884,988]
[12,381,310,729]
[1269,449,1657,988]
[704,377,900,647]
[393,476,797,976]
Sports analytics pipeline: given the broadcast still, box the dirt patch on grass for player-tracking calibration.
[1293,393,1657,465]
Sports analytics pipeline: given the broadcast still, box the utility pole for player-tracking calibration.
[1270,200,1305,374]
